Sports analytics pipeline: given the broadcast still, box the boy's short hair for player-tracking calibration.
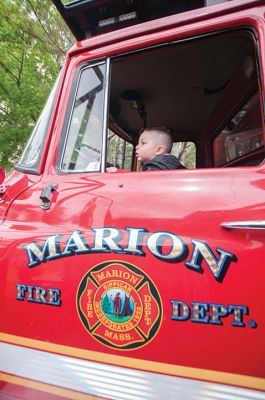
[140,126,173,153]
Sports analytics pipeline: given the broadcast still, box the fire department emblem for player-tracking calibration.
[77,260,162,350]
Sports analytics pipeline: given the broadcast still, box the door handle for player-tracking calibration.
[40,183,58,210]
[220,220,265,230]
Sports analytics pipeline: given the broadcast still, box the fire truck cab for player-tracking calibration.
[1,0,265,399]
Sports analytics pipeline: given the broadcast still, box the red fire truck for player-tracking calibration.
[0,0,265,398]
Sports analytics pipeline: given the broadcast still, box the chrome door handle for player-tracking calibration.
[220,221,265,230]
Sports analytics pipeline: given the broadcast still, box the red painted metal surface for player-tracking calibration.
[0,1,265,398]
[1,167,265,376]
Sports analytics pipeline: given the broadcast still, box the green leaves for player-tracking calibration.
[0,0,74,170]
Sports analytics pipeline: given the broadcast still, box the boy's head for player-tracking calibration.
[136,127,173,164]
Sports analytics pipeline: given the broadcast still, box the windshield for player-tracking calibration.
[16,71,62,173]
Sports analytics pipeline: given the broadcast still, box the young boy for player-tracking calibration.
[136,127,185,170]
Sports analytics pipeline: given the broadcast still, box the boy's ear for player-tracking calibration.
[155,145,165,155]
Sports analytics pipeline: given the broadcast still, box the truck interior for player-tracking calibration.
[107,29,264,170]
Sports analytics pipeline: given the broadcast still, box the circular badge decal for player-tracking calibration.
[77,261,162,350]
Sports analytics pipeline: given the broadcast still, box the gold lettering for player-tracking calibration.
[96,272,105,281]
[144,295,152,324]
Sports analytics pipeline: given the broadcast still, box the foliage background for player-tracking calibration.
[0,0,73,170]
[0,1,195,171]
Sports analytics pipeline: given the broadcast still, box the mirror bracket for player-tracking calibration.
[0,185,7,195]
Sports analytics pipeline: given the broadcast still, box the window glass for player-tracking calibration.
[107,129,134,170]
[172,142,196,168]
[17,71,61,172]
[214,92,264,166]
[61,63,105,172]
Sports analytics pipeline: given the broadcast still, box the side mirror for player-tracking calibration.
[0,165,5,184]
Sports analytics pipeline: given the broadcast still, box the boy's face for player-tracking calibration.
[136,130,161,163]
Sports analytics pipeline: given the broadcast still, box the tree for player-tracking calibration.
[0,0,74,170]
[102,293,111,313]
[172,141,196,168]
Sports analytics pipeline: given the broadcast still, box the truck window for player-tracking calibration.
[60,63,106,172]
[172,142,196,168]
[107,128,134,170]
[109,29,264,169]
[59,30,264,173]
[17,72,62,173]
[213,91,264,166]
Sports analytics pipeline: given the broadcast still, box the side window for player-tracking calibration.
[107,129,134,170]
[61,63,106,172]
[109,30,264,170]
[172,142,196,168]
[213,91,264,166]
